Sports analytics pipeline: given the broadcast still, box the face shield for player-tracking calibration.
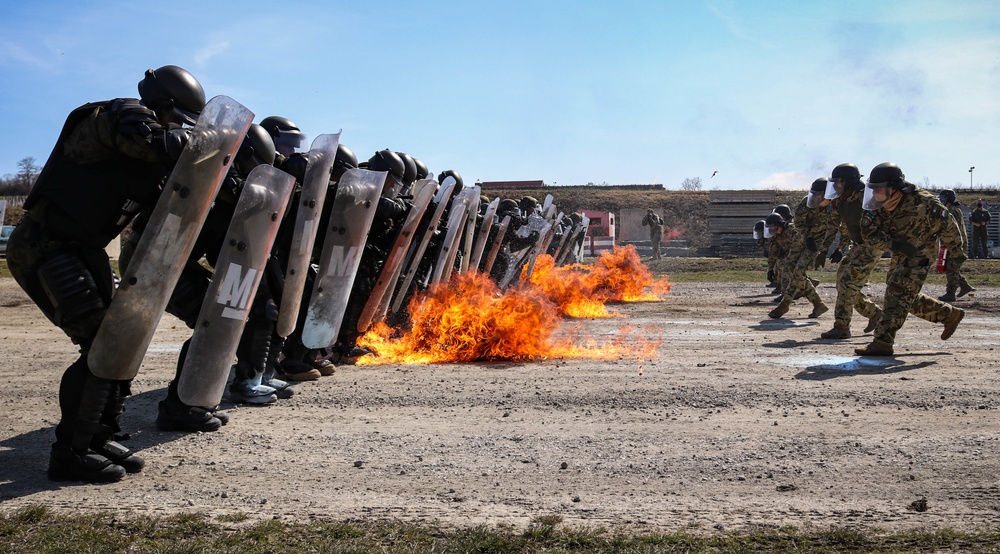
[806,190,828,209]
[763,224,779,239]
[753,224,764,240]
[825,178,845,200]
[272,131,307,156]
[862,181,891,210]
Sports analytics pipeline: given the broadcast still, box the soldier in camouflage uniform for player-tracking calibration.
[767,204,792,297]
[855,163,965,356]
[793,179,838,271]
[764,213,828,319]
[936,189,974,302]
[819,164,883,339]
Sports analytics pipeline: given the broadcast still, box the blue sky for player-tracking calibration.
[1,0,998,190]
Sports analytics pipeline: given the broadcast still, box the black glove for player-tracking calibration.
[829,249,843,263]
[163,128,191,160]
[767,268,776,282]
[805,237,818,252]
[280,152,309,183]
[890,238,920,258]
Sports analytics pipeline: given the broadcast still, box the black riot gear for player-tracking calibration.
[396,152,417,186]
[137,65,206,126]
[772,204,792,221]
[259,116,306,155]
[937,189,957,206]
[868,162,907,189]
[753,220,765,240]
[806,178,829,208]
[413,158,429,180]
[234,124,276,178]
[830,163,863,186]
[365,149,406,181]
[438,169,464,191]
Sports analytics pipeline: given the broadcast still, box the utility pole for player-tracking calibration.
[969,166,975,188]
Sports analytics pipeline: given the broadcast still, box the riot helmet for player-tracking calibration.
[413,158,429,180]
[498,198,519,217]
[364,149,406,196]
[332,143,358,181]
[763,212,786,238]
[396,152,417,186]
[137,65,206,126]
[569,212,583,225]
[826,163,864,200]
[234,124,276,177]
[519,196,538,214]
[259,116,306,156]
[806,178,830,208]
[772,204,792,221]
[438,169,464,192]
[753,220,765,240]
[863,162,908,210]
[937,189,957,206]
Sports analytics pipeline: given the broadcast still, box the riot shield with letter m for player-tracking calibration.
[177,165,295,408]
[275,132,340,338]
[88,96,253,380]
[301,168,384,349]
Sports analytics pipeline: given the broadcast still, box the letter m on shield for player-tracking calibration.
[217,262,258,320]
[326,245,362,277]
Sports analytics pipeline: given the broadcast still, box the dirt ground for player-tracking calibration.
[0,275,998,533]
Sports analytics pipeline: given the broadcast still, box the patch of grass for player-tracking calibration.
[2,507,1000,553]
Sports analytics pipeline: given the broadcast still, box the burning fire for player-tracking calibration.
[356,270,661,365]
[357,245,668,365]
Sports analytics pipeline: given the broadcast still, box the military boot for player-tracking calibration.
[93,440,145,474]
[808,299,829,318]
[938,290,956,302]
[820,325,851,339]
[768,299,792,319]
[957,284,976,298]
[863,308,882,334]
[48,443,126,483]
[156,399,223,432]
[941,308,965,340]
[855,341,894,357]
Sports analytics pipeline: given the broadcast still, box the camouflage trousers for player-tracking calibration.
[943,248,970,293]
[875,254,958,345]
[780,249,820,304]
[832,245,881,328]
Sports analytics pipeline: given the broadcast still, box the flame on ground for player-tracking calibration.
[531,245,671,304]
[357,270,660,365]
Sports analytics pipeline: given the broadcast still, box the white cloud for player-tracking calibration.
[194,40,231,67]
[752,171,811,190]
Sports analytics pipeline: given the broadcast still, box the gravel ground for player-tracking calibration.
[1,276,998,532]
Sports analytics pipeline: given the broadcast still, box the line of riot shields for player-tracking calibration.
[93,96,591,414]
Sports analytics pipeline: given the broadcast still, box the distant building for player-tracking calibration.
[479,180,546,190]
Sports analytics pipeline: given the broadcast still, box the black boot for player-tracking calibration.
[49,371,126,483]
[48,443,125,483]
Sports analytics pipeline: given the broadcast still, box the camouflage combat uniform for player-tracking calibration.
[942,202,971,296]
[861,188,965,348]
[793,196,836,270]
[826,186,883,333]
[770,220,826,317]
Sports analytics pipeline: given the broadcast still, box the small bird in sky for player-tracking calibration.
[711,171,718,178]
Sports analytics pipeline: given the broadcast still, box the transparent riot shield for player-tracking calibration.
[177,165,295,407]
[499,213,548,289]
[458,186,482,273]
[524,219,555,278]
[275,132,340,338]
[389,181,456,315]
[481,214,512,275]
[356,179,436,333]
[469,197,500,271]
[300,169,384,349]
[431,186,478,285]
[88,96,252,380]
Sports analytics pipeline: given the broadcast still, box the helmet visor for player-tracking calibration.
[763,224,778,239]
[273,131,307,154]
[825,178,844,200]
[806,190,827,209]
[863,182,891,210]
[753,228,763,240]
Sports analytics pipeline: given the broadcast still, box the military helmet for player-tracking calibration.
[570,212,583,224]
[830,163,863,182]
[867,162,905,187]
[332,143,358,177]
[234,123,276,177]
[806,178,829,208]
[772,204,792,221]
[498,198,519,215]
[138,65,206,126]
[753,219,765,240]
[365,149,406,180]
[413,158,429,180]
[438,169,464,189]
[259,116,306,154]
[937,189,957,206]
[396,152,417,185]
[519,196,538,212]
[763,212,786,238]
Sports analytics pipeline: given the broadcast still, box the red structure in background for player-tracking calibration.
[580,210,615,257]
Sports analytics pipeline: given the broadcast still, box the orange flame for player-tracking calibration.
[526,255,614,318]
[356,271,660,365]
[580,245,671,302]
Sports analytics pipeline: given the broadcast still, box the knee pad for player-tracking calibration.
[37,251,108,327]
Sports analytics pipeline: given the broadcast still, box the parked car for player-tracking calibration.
[0,225,14,257]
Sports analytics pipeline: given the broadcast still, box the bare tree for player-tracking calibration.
[680,177,702,191]
[13,157,40,194]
